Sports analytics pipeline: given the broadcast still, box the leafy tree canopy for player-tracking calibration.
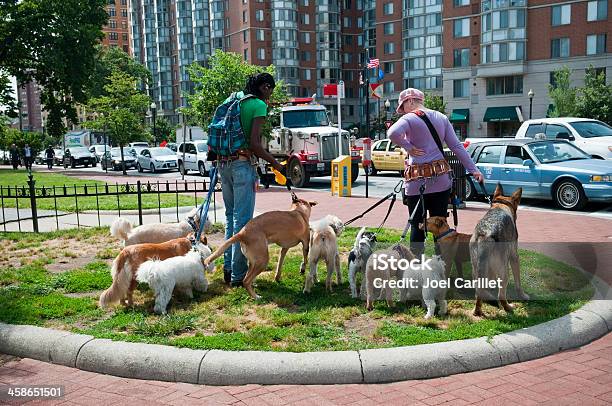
[0,0,108,137]
[424,93,446,114]
[575,67,611,124]
[548,66,578,118]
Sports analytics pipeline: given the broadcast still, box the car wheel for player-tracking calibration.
[289,159,309,188]
[198,162,208,177]
[465,178,477,201]
[554,179,587,210]
[150,163,156,173]
[137,163,143,172]
[179,161,187,176]
[365,163,377,176]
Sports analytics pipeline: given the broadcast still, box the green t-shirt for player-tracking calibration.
[238,93,268,146]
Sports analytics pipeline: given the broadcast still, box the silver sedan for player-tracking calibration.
[137,147,179,173]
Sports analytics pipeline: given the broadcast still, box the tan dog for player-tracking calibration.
[421,216,471,279]
[470,184,528,317]
[204,192,316,299]
[99,235,209,308]
[303,215,344,293]
[364,244,415,310]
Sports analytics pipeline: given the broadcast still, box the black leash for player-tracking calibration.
[344,191,396,227]
[375,193,397,234]
[460,173,492,206]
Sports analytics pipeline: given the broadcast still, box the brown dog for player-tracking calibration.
[470,184,527,317]
[421,216,471,279]
[99,235,208,308]
[204,192,316,299]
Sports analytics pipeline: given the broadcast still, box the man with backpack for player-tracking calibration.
[208,73,284,287]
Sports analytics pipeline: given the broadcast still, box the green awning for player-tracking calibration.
[449,109,469,122]
[483,106,523,122]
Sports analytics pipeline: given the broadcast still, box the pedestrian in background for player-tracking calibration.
[9,143,19,170]
[23,144,33,170]
[45,145,55,170]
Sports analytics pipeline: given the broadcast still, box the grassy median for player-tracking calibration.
[0,169,199,212]
[0,226,594,352]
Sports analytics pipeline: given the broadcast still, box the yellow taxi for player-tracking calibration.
[365,139,406,176]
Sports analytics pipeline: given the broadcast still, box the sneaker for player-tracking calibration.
[230,280,243,288]
[223,269,231,285]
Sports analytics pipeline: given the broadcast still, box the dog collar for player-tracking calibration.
[437,228,456,241]
[186,216,198,232]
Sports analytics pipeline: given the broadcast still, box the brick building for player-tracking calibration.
[442,0,611,139]
[103,0,131,53]
[16,79,43,133]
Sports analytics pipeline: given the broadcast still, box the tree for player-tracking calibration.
[87,71,150,175]
[87,45,151,99]
[548,66,578,117]
[151,116,176,144]
[0,0,108,138]
[183,50,290,134]
[575,67,611,124]
[424,93,446,114]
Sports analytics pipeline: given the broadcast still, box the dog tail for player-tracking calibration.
[110,218,131,243]
[203,233,242,266]
[99,254,132,308]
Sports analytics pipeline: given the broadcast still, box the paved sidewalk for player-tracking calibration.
[1,332,611,405]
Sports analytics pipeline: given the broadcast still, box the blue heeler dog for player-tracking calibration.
[470,183,529,316]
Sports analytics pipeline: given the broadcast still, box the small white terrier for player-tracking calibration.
[398,254,448,319]
[303,215,344,293]
[136,246,215,314]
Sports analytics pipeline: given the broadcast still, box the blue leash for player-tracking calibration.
[194,166,218,244]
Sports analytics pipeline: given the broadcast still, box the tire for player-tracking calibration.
[288,159,309,188]
[465,179,477,201]
[198,162,207,177]
[150,163,156,173]
[351,163,359,183]
[365,163,377,176]
[179,161,187,176]
[553,178,587,210]
[84,163,88,168]
[137,163,143,172]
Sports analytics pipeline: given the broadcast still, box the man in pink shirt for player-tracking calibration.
[388,88,483,255]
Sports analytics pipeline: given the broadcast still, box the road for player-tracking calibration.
[23,163,612,219]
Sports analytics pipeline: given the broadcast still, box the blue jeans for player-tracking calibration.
[219,160,257,283]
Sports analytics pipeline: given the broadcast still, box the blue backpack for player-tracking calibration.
[207,91,254,156]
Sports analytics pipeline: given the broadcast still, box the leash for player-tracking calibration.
[344,191,397,227]
[194,166,218,245]
[460,173,492,206]
[398,182,427,242]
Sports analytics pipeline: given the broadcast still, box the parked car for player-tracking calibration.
[465,139,612,210]
[177,140,212,176]
[100,147,137,171]
[364,139,406,176]
[53,149,64,165]
[166,142,177,152]
[35,151,46,165]
[89,144,111,162]
[63,147,97,168]
[129,142,149,148]
[137,147,178,173]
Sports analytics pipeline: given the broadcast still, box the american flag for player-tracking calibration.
[367,58,380,68]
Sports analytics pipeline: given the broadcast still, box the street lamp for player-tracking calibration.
[528,89,534,120]
[384,99,391,119]
[150,102,157,146]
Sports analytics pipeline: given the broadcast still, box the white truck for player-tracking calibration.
[264,100,361,187]
[465,118,612,159]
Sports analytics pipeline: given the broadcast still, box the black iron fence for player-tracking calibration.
[0,174,214,232]
[445,150,467,202]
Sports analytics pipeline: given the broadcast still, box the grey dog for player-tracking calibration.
[348,227,377,299]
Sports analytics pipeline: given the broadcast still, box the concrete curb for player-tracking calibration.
[1,274,611,385]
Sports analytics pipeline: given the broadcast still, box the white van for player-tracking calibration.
[177,140,213,176]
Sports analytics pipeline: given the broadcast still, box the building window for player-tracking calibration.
[108,20,116,28]
[481,41,525,63]
[383,2,394,15]
[486,75,523,95]
[243,49,248,60]
[384,81,395,94]
[258,48,265,60]
[551,38,570,58]
[551,4,571,26]
[122,33,127,41]
[343,16,351,27]
[108,32,118,41]
[301,14,310,24]
[454,18,470,38]
[108,7,116,17]
[454,0,469,6]
[302,32,310,43]
[586,34,607,55]
[255,10,264,21]
[304,69,311,80]
[384,42,395,54]
[587,0,607,21]
[301,51,311,61]
[121,8,127,17]
[453,48,470,67]
[384,62,395,74]
[586,66,606,80]
[453,79,469,98]
[384,22,394,35]
[256,29,265,41]
[242,10,247,22]
[300,0,309,5]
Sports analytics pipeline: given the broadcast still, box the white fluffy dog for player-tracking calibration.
[111,206,212,247]
[348,227,377,299]
[398,254,448,319]
[136,246,215,314]
[303,215,344,293]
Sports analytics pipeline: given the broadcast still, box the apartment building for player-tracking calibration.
[103,0,131,53]
[443,0,611,139]
[16,80,43,133]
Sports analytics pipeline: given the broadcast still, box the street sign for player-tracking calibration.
[385,120,393,130]
[362,138,372,167]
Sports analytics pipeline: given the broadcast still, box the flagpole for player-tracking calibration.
[363,49,370,198]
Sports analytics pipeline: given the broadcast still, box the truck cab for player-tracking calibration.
[265,100,361,187]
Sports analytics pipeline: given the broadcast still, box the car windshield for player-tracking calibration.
[283,110,329,128]
[528,141,590,164]
[71,147,89,153]
[110,148,134,157]
[570,121,612,138]
[150,147,174,157]
[196,143,208,152]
